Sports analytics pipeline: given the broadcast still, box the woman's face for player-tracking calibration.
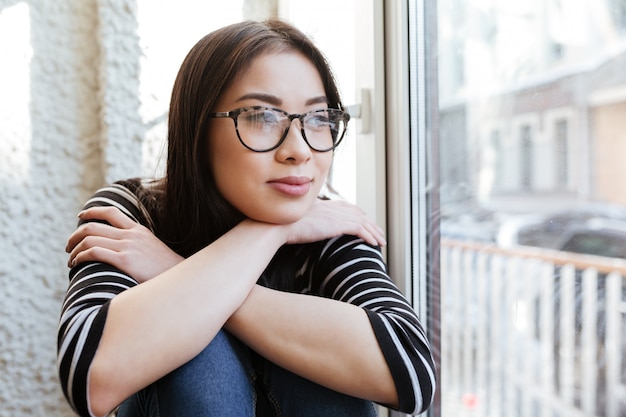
[208,50,334,224]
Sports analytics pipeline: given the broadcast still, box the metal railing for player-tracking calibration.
[440,239,626,417]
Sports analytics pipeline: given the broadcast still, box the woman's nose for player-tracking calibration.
[275,119,312,162]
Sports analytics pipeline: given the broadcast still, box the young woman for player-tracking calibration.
[58,19,436,417]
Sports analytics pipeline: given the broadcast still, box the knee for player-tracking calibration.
[156,331,255,414]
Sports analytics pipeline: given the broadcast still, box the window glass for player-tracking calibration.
[437,1,626,417]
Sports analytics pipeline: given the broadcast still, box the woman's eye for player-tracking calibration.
[307,114,332,129]
[262,111,281,124]
[242,110,279,126]
[257,110,280,124]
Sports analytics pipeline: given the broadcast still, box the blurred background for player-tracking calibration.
[437,1,626,417]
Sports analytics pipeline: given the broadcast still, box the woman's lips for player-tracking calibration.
[267,176,312,196]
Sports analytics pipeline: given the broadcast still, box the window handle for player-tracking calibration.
[346,88,372,134]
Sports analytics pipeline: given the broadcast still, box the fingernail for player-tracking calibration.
[77,210,85,219]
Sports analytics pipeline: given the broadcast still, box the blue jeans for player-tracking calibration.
[116,330,378,417]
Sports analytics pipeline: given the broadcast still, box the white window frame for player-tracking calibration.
[350,0,437,414]
[384,0,438,415]
[353,0,388,236]
[511,112,542,191]
[543,106,577,192]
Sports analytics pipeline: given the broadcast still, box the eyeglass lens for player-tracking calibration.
[236,108,347,152]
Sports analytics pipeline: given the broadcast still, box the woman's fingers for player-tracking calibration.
[66,221,123,253]
[285,199,386,246]
[324,201,386,246]
[65,206,184,282]
[78,206,138,229]
[362,223,386,247]
[68,233,131,267]
[351,220,386,247]
[66,206,146,252]
[68,244,120,269]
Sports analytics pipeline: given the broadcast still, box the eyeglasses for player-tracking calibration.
[209,106,350,152]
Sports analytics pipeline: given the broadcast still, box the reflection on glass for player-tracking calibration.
[438,1,626,417]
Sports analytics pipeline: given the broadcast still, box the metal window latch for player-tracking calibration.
[345,88,372,134]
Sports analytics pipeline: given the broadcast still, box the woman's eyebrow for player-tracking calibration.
[237,92,282,106]
[236,93,329,107]
[305,96,329,106]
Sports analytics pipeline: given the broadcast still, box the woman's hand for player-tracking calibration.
[65,199,383,283]
[66,206,184,283]
[282,199,386,247]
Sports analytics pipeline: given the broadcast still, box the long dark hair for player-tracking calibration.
[147,19,344,258]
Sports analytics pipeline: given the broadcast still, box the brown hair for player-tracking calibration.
[151,19,344,257]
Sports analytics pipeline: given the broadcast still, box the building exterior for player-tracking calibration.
[438,0,626,210]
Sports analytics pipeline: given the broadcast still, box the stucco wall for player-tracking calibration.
[0,0,146,414]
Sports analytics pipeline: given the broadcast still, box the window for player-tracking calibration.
[433,1,626,417]
[520,124,533,190]
[554,118,569,190]
[610,0,626,30]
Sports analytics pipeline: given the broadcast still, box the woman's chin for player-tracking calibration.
[249,209,306,226]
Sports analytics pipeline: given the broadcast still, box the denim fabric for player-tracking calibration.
[116,330,377,417]
[117,330,255,417]
[261,358,378,417]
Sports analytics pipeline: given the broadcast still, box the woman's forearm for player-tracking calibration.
[224,285,399,407]
[88,220,286,417]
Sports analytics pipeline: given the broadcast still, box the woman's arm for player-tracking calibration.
[226,237,437,414]
[225,285,399,406]
[60,184,290,416]
[60,186,386,417]
[86,220,286,417]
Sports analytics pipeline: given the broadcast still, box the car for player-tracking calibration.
[496,205,626,257]
[554,218,626,259]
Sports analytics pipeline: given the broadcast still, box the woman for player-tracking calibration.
[58,19,436,417]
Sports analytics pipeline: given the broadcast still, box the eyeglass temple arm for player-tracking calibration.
[211,111,232,118]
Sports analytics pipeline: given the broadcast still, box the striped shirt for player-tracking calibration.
[57,180,436,416]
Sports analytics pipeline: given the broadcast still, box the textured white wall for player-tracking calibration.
[0,0,144,415]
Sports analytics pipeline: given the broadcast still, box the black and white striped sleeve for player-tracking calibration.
[307,235,437,415]
[57,182,147,417]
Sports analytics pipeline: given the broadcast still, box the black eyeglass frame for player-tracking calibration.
[209,106,350,153]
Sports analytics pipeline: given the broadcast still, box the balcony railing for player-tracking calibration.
[440,239,626,417]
